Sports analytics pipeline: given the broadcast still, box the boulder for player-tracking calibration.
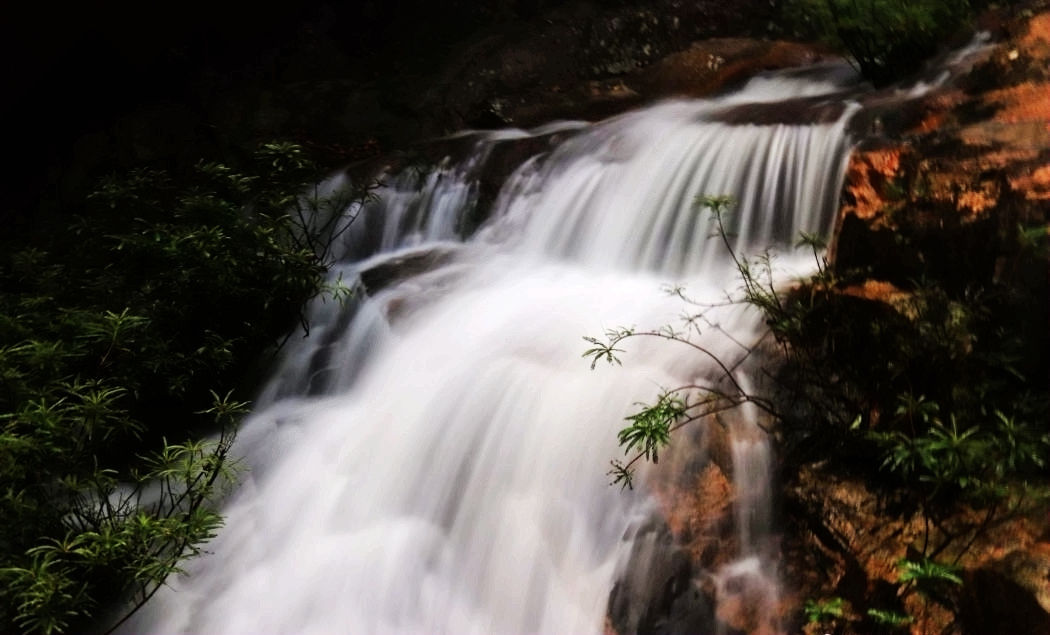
[628,39,834,99]
[607,518,716,635]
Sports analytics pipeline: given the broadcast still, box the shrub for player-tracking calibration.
[0,142,364,633]
[781,0,974,85]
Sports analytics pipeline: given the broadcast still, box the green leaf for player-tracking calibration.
[897,557,963,587]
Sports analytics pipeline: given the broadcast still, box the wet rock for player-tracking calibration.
[608,406,794,634]
[483,37,835,129]
[711,559,782,635]
[607,518,716,635]
[629,39,835,99]
[357,248,459,296]
[712,95,849,126]
[656,460,738,572]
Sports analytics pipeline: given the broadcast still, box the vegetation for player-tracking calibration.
[803,595,848,632]
[781,0,974,85]
[586,195,1049,631]
[0,142,362,633]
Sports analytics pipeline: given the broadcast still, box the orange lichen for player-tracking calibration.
[983,82,1050,124]
[842,147,904,221]
[1011,163,1050,200]
[1021,11,1050,48]
[838,9,1050,232]
[956,186,1000,213]
[908,89,967,134]
[839,279,912,306]
[656,461,736,567]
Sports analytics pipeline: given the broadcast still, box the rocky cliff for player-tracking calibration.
[785,6,1050,634]
[607,4,1049,635]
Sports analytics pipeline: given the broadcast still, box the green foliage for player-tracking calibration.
[804,596,846,623]
[0,142,364,633]
[868,405,1047,503]
[896,557,962,589]
[617,393,684,463]
[1,394,242,635]
[582,327,631,369]
[871,557,964,632]
[584,304,776,489]
[866,607,913,630]
[781,0,974,85]
[606,393,687,489]
[709,194,1049,505]
[596,198,1049,504]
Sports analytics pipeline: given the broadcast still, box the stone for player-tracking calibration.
[607,518,716,635]
[628,39,834,100]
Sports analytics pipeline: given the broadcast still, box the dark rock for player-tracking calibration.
[959,563,1050,635]
[607,518,715,635]
[712,96,849,126]
[628,39,836,100]
[357,247,459,296]
[418,1,783,132]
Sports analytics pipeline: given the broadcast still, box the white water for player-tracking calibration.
[128,67,860,634]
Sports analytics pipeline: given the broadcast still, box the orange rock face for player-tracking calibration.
[787,462,1050,635]
[793,6,1050,635]
[649,420,741,572]
[838,6,1050,236]
[615,8,1049,635]
[841,146,905,223]
[659,462,736,567]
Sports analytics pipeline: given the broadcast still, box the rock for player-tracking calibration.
[711,95,850,126]
[711,558,782,635]
[357,247,459,296]
[607,518,716,635]
[608,407,790,634]
[628,39,834,100]
[646,413,746,569]
[832,5,1050,289]
[407,0,846,133]
[959,553,1050,635]
[355,247,471,327]
[781,459,1050,635]
[13,0,792,231]
[658,462,737,570]
[479,37,835,129]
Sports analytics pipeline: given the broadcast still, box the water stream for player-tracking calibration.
[128,64,864,634]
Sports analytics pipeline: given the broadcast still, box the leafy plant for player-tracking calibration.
[0,141,367,633]
[866,607,913,631]
[804,596,847,624]
[896,557,963,589]
[584,317,777,490]
[781,0,974,85]
[890,557,963,633]
[2,393,242,634]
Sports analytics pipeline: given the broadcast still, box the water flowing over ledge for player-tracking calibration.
[124,64,864,634]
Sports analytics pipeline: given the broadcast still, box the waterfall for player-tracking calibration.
[125,63,861,634]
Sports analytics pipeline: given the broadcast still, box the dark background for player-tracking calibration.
[0,0,576,229]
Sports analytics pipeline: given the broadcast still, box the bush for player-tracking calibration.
[781,0,973,85]
[0,142,363,633]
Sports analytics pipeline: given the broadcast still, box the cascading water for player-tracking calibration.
[125,64,863,634]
